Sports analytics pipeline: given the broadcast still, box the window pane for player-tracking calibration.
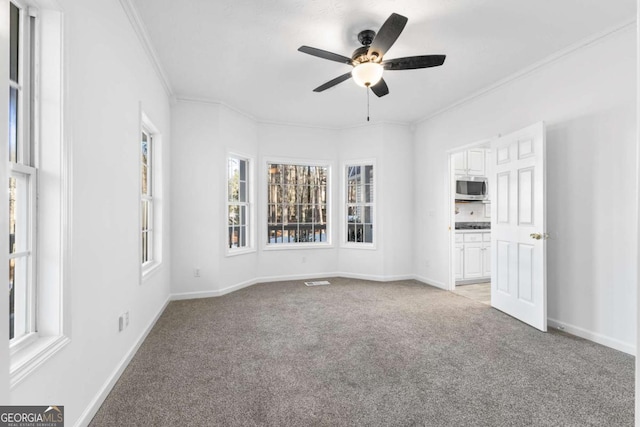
[9,87,18,163]
[141,231,148,263]
[348,206,361,224]
[365,165,374,184]
[228,158,239,201]
[240,205,246,226]
[239,225,246,247]
[141,200,149,231]
[141,132,151,196]
[347,184,358,203]
[239,159,246,181]
[345,164,374,244]
[9,175,27,254]
[141,163,148,195]
[364,206,372,223]
[365,184,374,203]
[10,3,19,82]
[267,164,328,245]
[9,256,28,341]
[364,224,373,243]
[229,227,238,248]
[228,205,239,226]
[239,182,246,202]
[9,178,16,253]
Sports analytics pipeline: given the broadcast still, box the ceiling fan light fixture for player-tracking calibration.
[352,62,383,88]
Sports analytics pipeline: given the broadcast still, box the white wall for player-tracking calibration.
[170,103,416,296]
[413,24,637,353]
[8,0,172,425]
[170,101,260,296]
[337,124,414,280]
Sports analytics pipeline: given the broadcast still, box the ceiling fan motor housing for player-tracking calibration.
[353,30,379,64]
[358,29,376,46]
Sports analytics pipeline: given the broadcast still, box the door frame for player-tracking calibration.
[447,139,492,291]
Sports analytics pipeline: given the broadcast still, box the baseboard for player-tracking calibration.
[256,272,342,284]
[547,317,636,356]
[74,295,171,427]
[337,272,414,282]
[171,278,258,300]
[172,272,421,301]
[412,275,449,290]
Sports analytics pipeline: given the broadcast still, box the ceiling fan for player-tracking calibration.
[298,13,446,98]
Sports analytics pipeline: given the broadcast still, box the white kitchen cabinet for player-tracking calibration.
[455,231,491,282]
[463,241,483,279]
[454,149,486,176]
[454,244,464,280]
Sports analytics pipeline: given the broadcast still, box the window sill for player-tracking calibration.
[10,334,70,388]
[263,242,333,251]
[141,261,163,283]
[226,247,257,257]
[341,242,377,250]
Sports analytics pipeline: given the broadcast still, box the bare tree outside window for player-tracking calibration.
[267,164,328,244]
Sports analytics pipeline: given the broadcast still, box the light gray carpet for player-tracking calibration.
[90,278,634,426]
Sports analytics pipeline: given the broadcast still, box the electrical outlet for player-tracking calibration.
[194,268,200,277]
[118,316,124,332]
[125,311,129,327]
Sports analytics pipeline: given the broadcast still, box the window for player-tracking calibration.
[267,163,328,245]
[9,0,37,344]
[227,156,251,250]
[7,0,68,386]
[141,128,154,266]
[346,164,374,244]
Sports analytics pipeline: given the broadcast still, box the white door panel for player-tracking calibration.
[491,122,547,331]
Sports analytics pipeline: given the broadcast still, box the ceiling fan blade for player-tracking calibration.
[313,72,353,92]
[298,46,353,65]
[382,55,446,70]
[370,78,389,97]
[368,13,408,59]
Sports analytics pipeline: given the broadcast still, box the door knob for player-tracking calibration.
[530,232,549,240]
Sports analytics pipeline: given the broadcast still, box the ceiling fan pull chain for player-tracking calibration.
[367,86,370,122]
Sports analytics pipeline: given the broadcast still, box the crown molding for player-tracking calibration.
[118,0,173,97]
[174,96,410,131]
[416,18,637,125]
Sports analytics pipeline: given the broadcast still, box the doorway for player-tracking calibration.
[449,142,492,305]
[448,123,548,332]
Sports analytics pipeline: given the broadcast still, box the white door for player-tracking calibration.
[491,122,547,331]
[482,233,491,277]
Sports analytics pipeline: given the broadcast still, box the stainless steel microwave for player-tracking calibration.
[455,177,488,201]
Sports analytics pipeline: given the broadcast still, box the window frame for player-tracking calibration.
[9,0,38,351]
[226,152,255,256]
[141,127,154,266]
[140,112,162,279]
[8,0,70,388]
[263,158,332,250]
[342,159,377,249]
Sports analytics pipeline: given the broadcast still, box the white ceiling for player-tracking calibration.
[130,0,636,128]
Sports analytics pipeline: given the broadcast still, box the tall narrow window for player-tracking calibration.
[227,156,250,250]
[267,163,328,245]
[346,164,374,244]
[141,128,154,266]
[9,1,37,343]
